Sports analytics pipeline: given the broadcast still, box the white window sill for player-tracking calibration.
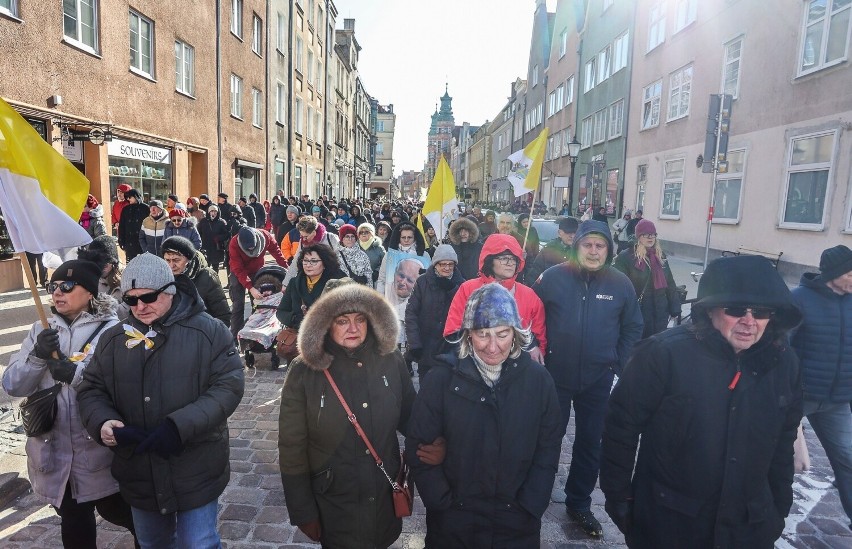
[129,67,156,82]
[176,89,196,100]
[0,9,22,23]
[712,218,739,225]
[778,222,825,232]
[231,114,244,121]
[231,31,243,42]
[659,214,681,221]
[62,37,101,58]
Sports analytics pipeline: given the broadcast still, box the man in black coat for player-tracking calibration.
[525,216,578,283]
[447,217,483,281]
[117,189,148,261]
[248,194,266,228]
[238,197,257,228]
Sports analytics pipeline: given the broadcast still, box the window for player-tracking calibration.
[174,41,194,96]
[782,130,836,227]
[609,99,624,138]
[800,0,851,74]
[636,164,647,211]
[63,0,98,52]
[252,14,262,54]
[230,74,242,118]
[548,90,558,117]
[581,115,592,148]
[294,166,303,196]
[661,159,684,218]
[532,64,539,87]
[252,88,262,127]
[613,31,629,72]
[294,97,303,134]
[559,28,568,57]
[565,75,575,105]
[593,108,607,144]
[231,0,242,38]
[307,50,314,84]
[316,61,322,90]
[642,80,662,129]
[277,12,286,52]
[546,136,554,161]
[376,142,384,155]
[713,149,746,223]
[376,121,385,132]
[722,37,743,98]
[307,107,315,139]
[129,11,154,78]
[668,64,693,121]
[274,159,285,190]
[535,103,543,126]
[276,82,286,123]
[295,37,303,72]
[648,3,666,51]
[562,129,573,157]
[1,0,18,18]
[584,59,596,92]
[307,0,315,26]
[315,111,322,143]
[234,167,257,199]
[598,45,611,83]
[674,0,697,33]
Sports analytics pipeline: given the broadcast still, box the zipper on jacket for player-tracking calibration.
[317,390,325,427]
[382,375,388,387]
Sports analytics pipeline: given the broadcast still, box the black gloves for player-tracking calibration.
[405,348,423,363]
[34,328,60,359]
[605,498,633,536]
[114,425,150,448]
[134,420,183,458]
[47,358,77,384]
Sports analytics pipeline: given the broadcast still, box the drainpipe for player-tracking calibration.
[287,0,294,196]
[215,0,223,193]
[264,0,270,198]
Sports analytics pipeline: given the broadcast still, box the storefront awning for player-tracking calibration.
[234,158,263,170]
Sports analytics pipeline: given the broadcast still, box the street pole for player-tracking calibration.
[703,94,729,271]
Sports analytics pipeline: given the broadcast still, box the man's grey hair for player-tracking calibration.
[497,212,515,223]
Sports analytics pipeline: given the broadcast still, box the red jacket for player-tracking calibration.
[443,234,547,352]
[112,199,129,227]
[228,229,288,290]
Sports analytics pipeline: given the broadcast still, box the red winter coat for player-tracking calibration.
[443,234,547,352]
[228,229,289,290]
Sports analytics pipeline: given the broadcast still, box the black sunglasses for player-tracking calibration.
[47,281,79,294]
[722,306,775,320]
[122,283,174,306]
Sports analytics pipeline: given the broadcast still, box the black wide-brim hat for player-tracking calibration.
[693,255,802,330]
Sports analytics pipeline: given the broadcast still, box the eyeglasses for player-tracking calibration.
[435,261,455,269]
[47,281,78,294]
[122,283,174,306]
[302,259,322,265]
[640,233,658,238]
[342,234,357,239]
[494,255,518,265]
[358,231,370,235]
[722,306,776,320]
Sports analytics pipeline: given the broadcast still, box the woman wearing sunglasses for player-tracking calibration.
[162,208,202,251]
[600,255,803,549]
[3,260,138,547]
[613,218,681,338]
[277,244,347,332]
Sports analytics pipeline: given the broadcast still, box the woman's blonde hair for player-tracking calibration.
[453,326,532,361]
[634,239,666,265]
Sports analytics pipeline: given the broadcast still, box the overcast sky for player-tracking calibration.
[332,0,557,176]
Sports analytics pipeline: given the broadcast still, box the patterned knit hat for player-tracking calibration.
[461,283,521,331]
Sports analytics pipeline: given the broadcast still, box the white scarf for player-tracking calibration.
[472,350,502,388]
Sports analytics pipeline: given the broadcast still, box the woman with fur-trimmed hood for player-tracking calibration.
[448,216,483,280]
[278,284,418,548]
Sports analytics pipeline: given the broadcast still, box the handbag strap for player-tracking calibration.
[78,321,110,354]
[322,369,399,490]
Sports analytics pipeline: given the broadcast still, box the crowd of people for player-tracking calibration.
[5,185,851,549]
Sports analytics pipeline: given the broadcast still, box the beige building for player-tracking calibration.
[331,18,359,200]
[371,102,395,198]
[625,0,852,273]
[468,124,491,202]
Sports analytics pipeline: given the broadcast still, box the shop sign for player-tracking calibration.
[107,138,171,164]
[62,139,83,163]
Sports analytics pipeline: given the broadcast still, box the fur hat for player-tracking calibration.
[121,253,176,294]
[238,226,264,257]
[297,284,399,370]
[819,245,852,281]
[634,219,657,236]
[50,259,102,297]
[448,216,480,245]
[461,283,521,331]
[431,244,458,266]
[124,189,141,200]
[78,235,120,269]
[161,236,196,260]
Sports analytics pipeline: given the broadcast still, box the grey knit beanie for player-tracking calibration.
[286,205,300,216]
[121,253,177,294]
[431,244,458,266]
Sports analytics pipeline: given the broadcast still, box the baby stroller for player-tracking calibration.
[238,265,286,369]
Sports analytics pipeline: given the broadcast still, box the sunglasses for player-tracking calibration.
[722,306,776,320]
[122,283,174,306]
[171,218,183,223]
[47,281,79,294]
[640,233,658,238]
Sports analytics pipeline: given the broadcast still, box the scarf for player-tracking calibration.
[359,236,376,251]
[472,350,502,388]
[306,274,321,292]
[635,248,668,290]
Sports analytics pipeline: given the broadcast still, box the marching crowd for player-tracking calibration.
[2,186,850,549]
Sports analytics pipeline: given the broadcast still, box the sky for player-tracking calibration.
[332,0,557,176]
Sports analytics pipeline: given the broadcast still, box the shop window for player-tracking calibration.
[781,130,836,228]
[661,158,684,219]
[130,10,155,78]
[234,167,257,199]
[107,139,173,203]
[63,0,98,53]
[175,40,195,96]
[713,149,746,223]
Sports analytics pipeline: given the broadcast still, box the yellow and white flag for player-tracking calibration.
[0,98,91,253]
[507,127,549,197]
[422,156,457,240]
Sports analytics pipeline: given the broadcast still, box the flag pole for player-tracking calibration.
[19,252,50,329]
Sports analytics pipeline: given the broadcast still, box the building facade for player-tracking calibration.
[371,101,395,198]
[425,86,455,183]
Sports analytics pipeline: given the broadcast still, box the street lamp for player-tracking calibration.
[566,137,581,215]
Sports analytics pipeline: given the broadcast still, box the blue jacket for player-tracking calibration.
[163,218,202,251]
[790,272,852,402]
[533,220,644,391]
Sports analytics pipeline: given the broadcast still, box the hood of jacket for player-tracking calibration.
[297,283,399,371]
[448,216,480,245]
[573,220,614,261]
[478,234,525,284]
[387,221,427,255]
[799,270,834,294]
[184,250,210,279]
[88,204,105,218]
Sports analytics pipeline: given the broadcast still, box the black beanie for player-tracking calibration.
[161,236,197,260]
[77,235,120,270]
[819,245,852,281]
[50,260,102,296]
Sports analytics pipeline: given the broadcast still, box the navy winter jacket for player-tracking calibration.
[790,272,852,402]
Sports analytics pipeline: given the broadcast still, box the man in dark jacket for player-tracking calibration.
[248,193,266,229]
[117,189,148,261]
[447,217,482,280]
[198,204,229,271]
[405,245,464,379]
[78,253,244,547]
[216,192,237,219]
[161,236,231,327]
[526,216,578,283]
[791,245,852,528]
[532,220,643,537]
[238,197,257,228]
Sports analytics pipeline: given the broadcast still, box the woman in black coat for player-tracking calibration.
[198,205,229,271]
[269,196,287,243]
[117,189,148,261]
[276,244,345,329]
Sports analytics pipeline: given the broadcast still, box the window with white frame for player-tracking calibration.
[277,12,286,52]
[252,88,262,127]
[553,130,562,158]
[648,3,666,52]
[63,0,98,52]
[307,50,314,84]
[230,74,243,118]
[252,14,262,54]
[231,0,242,38]
[307,0,315,26]
[593,108,607,144]
[276,82,286,123]
[315,111,322,143]
[555,84,564,111]
[661,158,684,218]
[129,10,154,77]
[598,45,611,83]
[548,90,558,117]
[636,164,647,211]
[294,97,303,134]
[546,136,554,161]
[642,80,662,129]
[782,130,836,227]
[316,61,322,90]
[562,129,573,157]
[376,142,384,155]
[581,115,592,148]
[174,40,195,96]
[799,0,851,75]
[584,58,596,92]
[713,149,746,223]
[613,31,629,72]
[307,106,314,139]
[1,0,18,18]
[668,64,693,121]
[296,37,303,72]
[674,0,697,33]
[565,75,575,105]
[722,37,743,98]
[609,99,624,138]
[559,28,568,57]
[532,65,539,87]
[536,103,543,125]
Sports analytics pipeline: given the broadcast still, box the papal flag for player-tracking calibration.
[0,97,92,253]
[507,127,549,197]
[422,155,457,240]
